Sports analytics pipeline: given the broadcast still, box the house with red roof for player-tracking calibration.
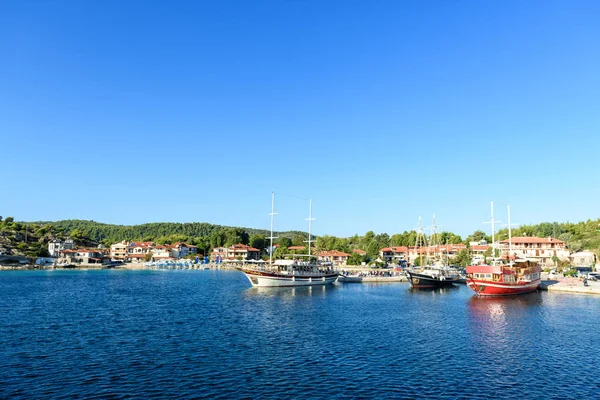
[380,246,408,263]
[211,244,261,261]
[497,236,569,267]
[172,243,198,258]
[317,250,350,266]
[58,248,107,265]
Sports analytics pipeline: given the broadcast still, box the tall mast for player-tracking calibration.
[508,204,512,265]
[268,192,278,265]
[417,217,424,269]
[305,199,315,257]
[491,202,495,263]
[483,201,502,265]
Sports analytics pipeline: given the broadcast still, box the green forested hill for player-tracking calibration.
[2,215,599,260]
[33,219,308,250]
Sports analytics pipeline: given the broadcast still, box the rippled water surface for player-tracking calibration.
[1,270,600,399]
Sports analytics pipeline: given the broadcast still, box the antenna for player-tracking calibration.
[483,201,502,264]
[267,192,279,265]
[304,199,315,257]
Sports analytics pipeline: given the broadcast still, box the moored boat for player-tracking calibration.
[239,193,338,288]
[337,274,363,283]
[466,259,541,296]
[406,267,459,288]
[407,215,459,289]
[241,259,338,287]
[465,203,541,296]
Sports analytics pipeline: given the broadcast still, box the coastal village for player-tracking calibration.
[18,234,597,273]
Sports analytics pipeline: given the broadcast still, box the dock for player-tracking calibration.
[539,278,600,295]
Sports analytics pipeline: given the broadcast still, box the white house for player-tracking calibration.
[498,236,570,268]
[110,240,129,260]
[570,251,597,268]
[172,243,198,258]
[48,238,74,257]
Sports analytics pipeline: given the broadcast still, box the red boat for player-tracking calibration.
[466,259,542,296]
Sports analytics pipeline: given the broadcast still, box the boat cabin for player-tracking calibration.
[466,260,541,283]
[273,259,334,275]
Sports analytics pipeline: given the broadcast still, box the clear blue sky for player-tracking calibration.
[2,0,599,238]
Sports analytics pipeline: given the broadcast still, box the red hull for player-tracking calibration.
[466,279,540,296]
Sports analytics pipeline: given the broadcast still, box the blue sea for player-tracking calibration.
[1,269,599,399]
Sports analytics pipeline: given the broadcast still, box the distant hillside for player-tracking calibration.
[26,219,309,253]
[2,215,598,261]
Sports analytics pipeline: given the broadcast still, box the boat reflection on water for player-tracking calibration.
[467,293,543,364]
[244,284,331,299]
[407,285,461,295]
[468,292,542,321]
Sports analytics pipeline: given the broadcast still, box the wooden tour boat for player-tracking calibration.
[465,203,541,296]
[239,193,338,287]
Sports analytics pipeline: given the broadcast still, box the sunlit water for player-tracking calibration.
[1,270,599,399]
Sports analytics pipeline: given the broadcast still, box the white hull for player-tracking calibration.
[241,269,338,287]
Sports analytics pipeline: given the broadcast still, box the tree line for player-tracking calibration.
[2,216,599,261]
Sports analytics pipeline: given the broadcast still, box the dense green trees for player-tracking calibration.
[2,216,598,261]
[249,234,265,250]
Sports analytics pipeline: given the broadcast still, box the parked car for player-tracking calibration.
[587,272,600,281]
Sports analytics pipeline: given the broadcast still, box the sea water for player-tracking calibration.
[1,269,598,399]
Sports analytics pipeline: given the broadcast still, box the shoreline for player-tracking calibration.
[3,266,600,295]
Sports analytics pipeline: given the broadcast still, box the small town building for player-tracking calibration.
[380,246,408,263]
[110,240,129,260]
[570,251,597,268]
[210,244,261,261]
[172,243,198,258]
[48,238,74,257]
[57,248,107,265]
[211,246,228,262]
[497,236,570,268]
[151,245,174,259]
[317,250,350,266]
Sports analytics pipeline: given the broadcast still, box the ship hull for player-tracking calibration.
[466,279,540,296]
[406,271,457,288]
[240,268,338,287]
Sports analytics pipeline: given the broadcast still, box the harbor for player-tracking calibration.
[540,278,600,295]
[2,268,600,399]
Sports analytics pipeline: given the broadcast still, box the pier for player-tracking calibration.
[539,278,600,295]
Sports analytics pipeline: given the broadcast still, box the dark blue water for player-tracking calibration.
[1,270,599,399]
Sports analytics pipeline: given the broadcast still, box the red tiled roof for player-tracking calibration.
[382,246,408,253]
[499,236,564,244]
[288,246,306,250]
[352,249,366,254]
[319,250,350,257]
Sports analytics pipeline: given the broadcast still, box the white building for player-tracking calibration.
[48,238,74,257]
[172,243,198,258]
[498,236,570,268]
[110,241,129,260]
[570,251,597,268]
